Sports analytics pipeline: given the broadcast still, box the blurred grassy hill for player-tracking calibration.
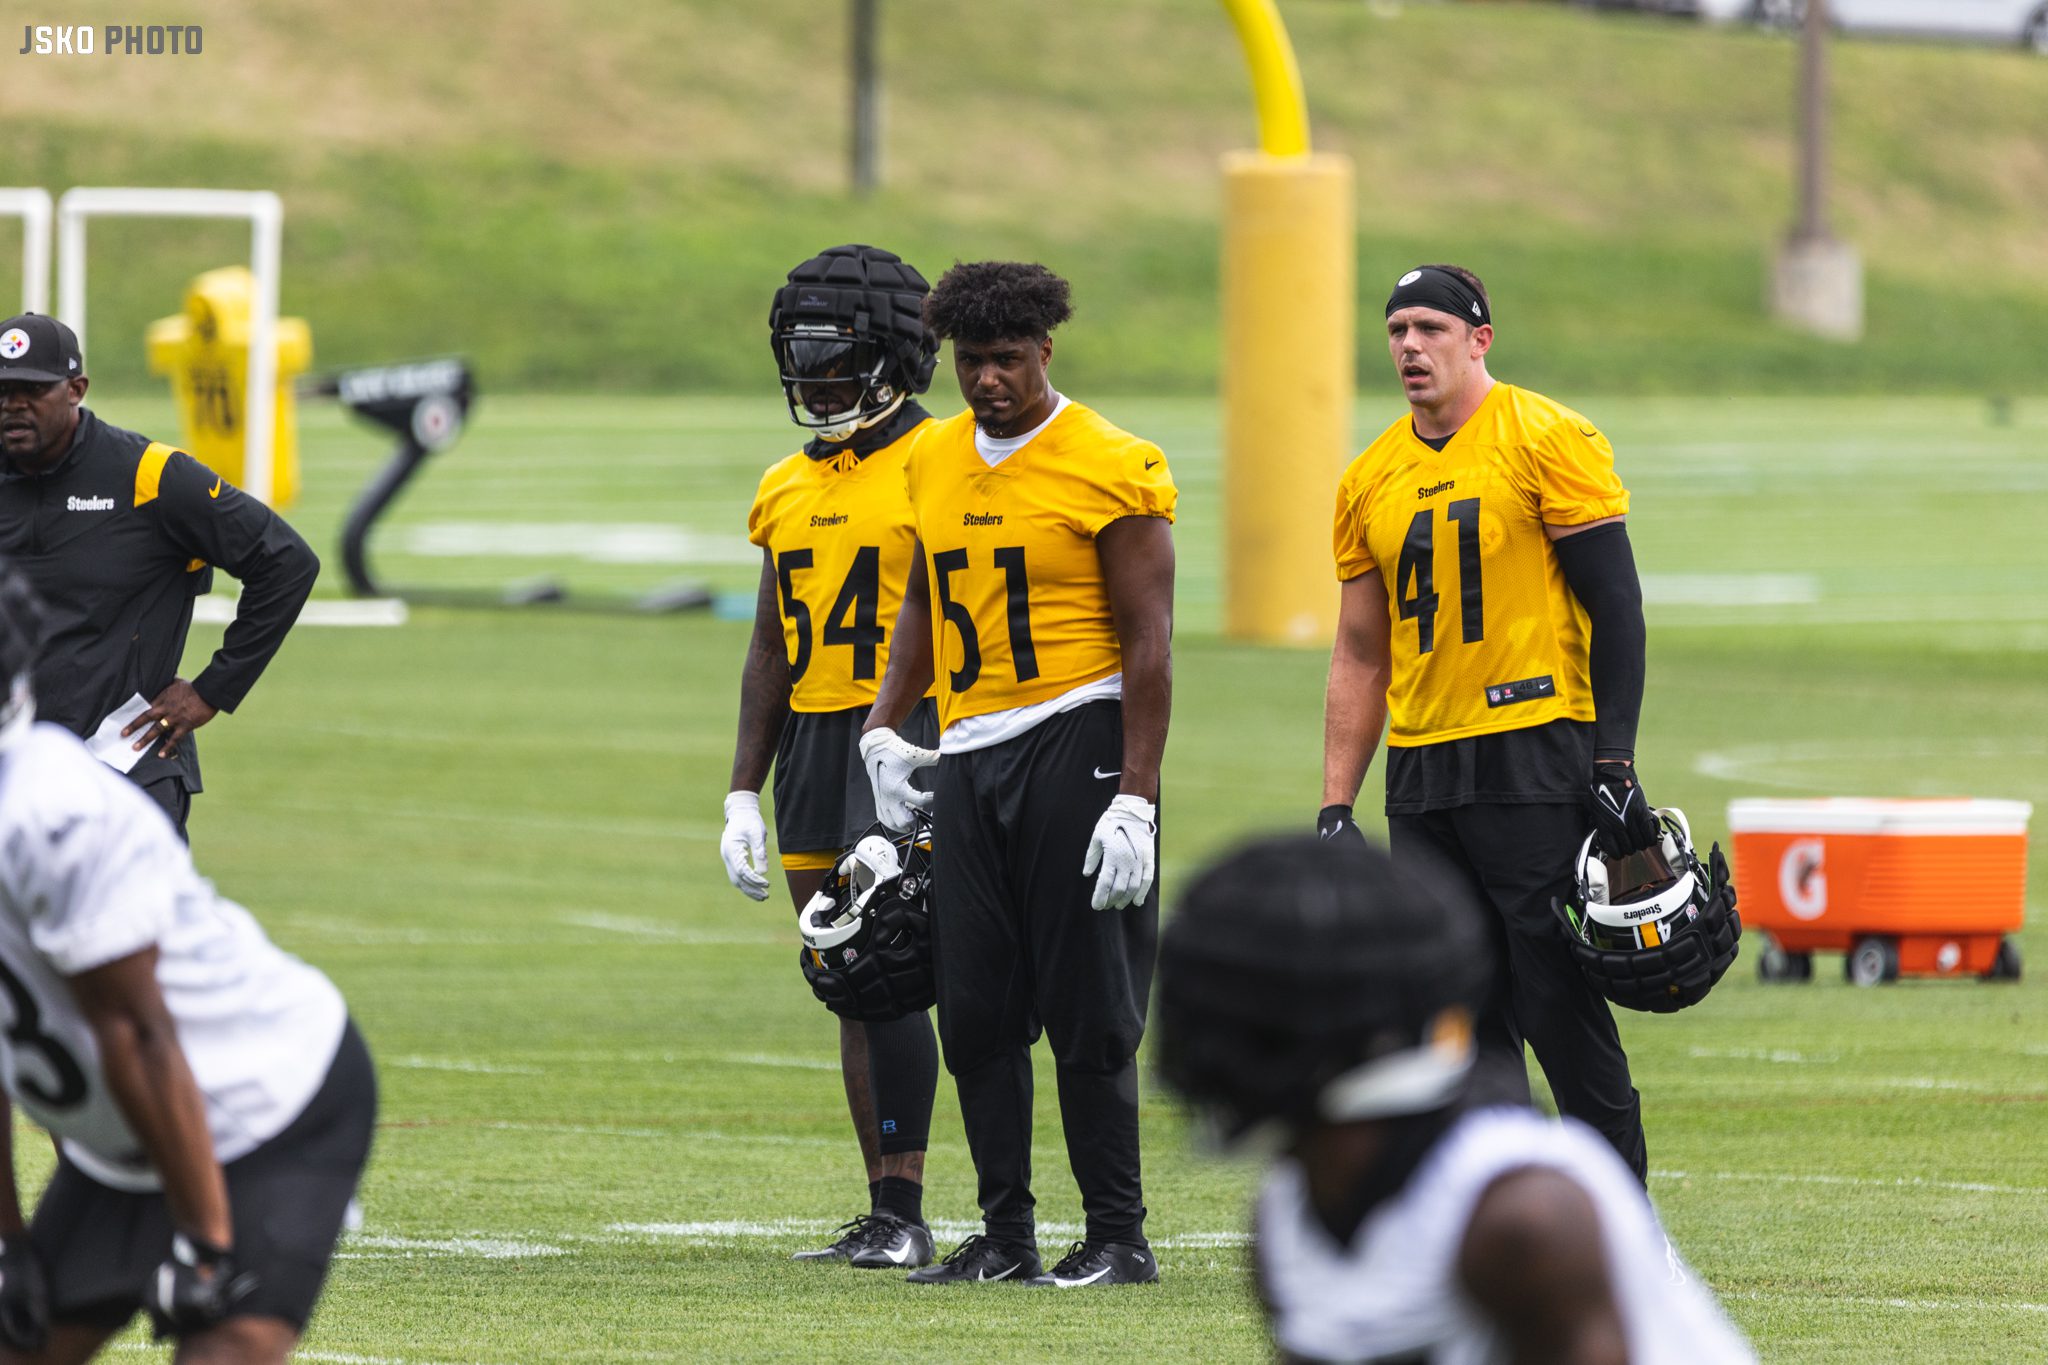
[9,0,2048,393]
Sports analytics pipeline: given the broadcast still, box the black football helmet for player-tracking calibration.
[796,815,935,1023]
[1555,807,1741,1014]
[1155,835,1494,1149]
[769,244,938,442]
[0,565,43,753]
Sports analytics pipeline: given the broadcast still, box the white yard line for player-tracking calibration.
[557,911,779,946]
[341,1234,571,1260]
[398,522,756,566]
[720,1052,840,1072]
[1687,1047,1839,1065]
[1725,1289,2048,1316]
[1694,737,2048,791]
[193,595,407,627]
[1655,1171,2048,1197]
[387,1056,545,1076]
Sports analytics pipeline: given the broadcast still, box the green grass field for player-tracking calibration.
[12,0,2048,394]
[26,389,2047,1362]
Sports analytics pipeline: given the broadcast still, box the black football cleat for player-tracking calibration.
[790,1215,877,1262]
[904,1233,1042,1284]
[1025,1240,1159,1287]
[847,1214,935,1270]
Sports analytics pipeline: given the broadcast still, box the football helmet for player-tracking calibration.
[1155,835,1493,1149]
[1555,807,1741,1014]
[796,815,935,1022]
[769,244,938,442]
[0,566,44,753]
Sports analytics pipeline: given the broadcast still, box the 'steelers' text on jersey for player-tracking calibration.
[1332,384,1629,747]
[0,724,347,1192]
[904,404,1176,730]
[748,421,931,713]
[1254,1107,1755,1365]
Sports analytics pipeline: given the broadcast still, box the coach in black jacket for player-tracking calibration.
[0,312,318,837]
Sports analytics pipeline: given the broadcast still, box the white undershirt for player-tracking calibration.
[944,391,1112,754]
[973,391,1070,467]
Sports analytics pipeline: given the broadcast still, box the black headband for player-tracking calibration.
[1385,267,1490,328]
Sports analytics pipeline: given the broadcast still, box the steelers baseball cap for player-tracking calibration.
[0,314,85,384]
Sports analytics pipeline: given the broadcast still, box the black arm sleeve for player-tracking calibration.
[150,451,321,713]
[1552,521,1645,762]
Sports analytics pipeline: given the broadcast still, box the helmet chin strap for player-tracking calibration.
[807,389,907,444]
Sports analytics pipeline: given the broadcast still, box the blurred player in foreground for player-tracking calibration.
[1321,265,1658,1178]
[862,261,1176,1287]
[718,245,943,1269]
[0,566,375,1365]
[1156,834,1754,1364]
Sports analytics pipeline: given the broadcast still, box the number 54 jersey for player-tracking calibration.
[904,404,1177,731]
[0,724,347,1191]
[1332,384,1630,748]
[748,424,933,714]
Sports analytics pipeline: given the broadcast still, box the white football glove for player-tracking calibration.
[720,791,772,901]
[860,727,939,833]
[1084,794,1157,912]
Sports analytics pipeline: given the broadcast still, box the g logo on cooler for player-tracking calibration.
[1779,839,1827,921]
[0,329,30,360]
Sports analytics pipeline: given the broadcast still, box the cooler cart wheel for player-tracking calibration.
[1757,939,1812,983]
[1845,936,1900,987]
[1983,938,2023,982]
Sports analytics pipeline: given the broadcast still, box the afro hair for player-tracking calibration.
[923,261,1073,344]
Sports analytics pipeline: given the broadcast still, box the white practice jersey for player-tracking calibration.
[0,723,346,1191]
[1254,1106,1755,1365]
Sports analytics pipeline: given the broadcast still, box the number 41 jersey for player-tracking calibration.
[0,724,347,1191]
[904,403,1176,731]
[748,423,931,714]
[1332,383,1630,748]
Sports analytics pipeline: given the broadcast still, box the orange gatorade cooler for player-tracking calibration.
[1726,798,2030,986]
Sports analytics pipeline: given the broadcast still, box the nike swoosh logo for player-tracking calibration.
[1093,768,1120,780]
[976,1265,1018,1281]
[1144,459,1160,470]
[882,1241,918,1265]
[207,478,223,498]
[1055,1266,1113,1287]
[49,815,84,845]
[1578,426,1599,439]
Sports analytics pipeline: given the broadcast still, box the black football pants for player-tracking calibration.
[1388,800,1648,1182]
[931,701,1157,1248]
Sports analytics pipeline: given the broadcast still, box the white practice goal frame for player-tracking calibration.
[0,189,54,315]
[57,188,284,505]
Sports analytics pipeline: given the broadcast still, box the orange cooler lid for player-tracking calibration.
[1727,798,2032,836]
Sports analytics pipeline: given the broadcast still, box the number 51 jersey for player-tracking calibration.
[1332,383,1630,748]
[904,403,1177,731]
[0,724,347,1192]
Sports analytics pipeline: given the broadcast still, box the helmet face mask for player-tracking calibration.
[796,816,935,1022]
[1557,807,1742,1014]
[773,323,904,442]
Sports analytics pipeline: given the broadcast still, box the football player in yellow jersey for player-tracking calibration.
[860,262,1176,1288]
[719,246,944,1269]
[1321,265,1662,1182]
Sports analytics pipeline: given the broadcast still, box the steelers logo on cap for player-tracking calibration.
[0,329,30,361]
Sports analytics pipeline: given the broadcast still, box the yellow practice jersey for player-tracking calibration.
[748,421,930,712]
[1332,383,1629,746]
[904,403,1177,729]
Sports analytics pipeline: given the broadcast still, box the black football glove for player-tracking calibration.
[145,1232,256,1335]
[1317,804,1366,848]
[0,1236,49,1351]
[1589,761,1661,855]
